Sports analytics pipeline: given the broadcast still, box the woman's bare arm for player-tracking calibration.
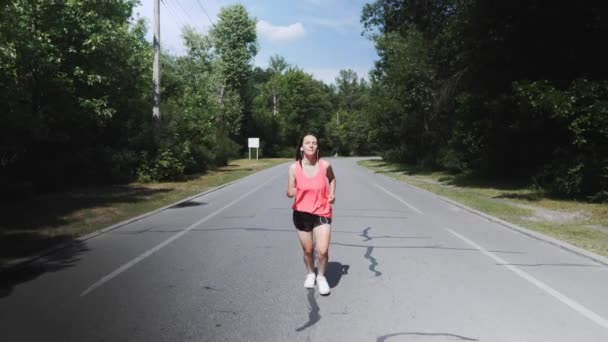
[326,161,336,204]
[287,163,296,198]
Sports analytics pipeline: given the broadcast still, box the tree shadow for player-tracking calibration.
[0,239,88,298]
[442,175,572,202]
[368,161,560,199]
[0,185,172,231]
[177,164,255,181]
[369,161,438,177]
[0,233,72,261]
[169,201,208,209]
[0,185,172,264]
[212,164,254,173]
[441,172,530,191]
[493,192,544,201]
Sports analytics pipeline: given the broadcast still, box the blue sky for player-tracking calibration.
[133,0,378,84]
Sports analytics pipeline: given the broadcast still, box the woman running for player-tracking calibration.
[287,134,336,295]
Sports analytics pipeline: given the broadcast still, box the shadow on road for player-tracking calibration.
[0,185,172,265]
[326,261,349,288]
[295,261,349,332]
[0,186,172,232]
[169,201,208,209]
[0,240,87,298]
[295,289,321,332]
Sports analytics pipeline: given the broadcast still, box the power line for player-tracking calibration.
[194,0,216,27]
[161,0,189,31]
[176,0,207,32]
[172,0,197,24]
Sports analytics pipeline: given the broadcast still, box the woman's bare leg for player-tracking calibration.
[313,224,331,276]
[296,230,315,272]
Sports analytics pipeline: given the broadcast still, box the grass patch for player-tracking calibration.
[359,159,608,258]
[0,158,289,265]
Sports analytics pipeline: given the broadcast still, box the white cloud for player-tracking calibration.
[257,20,306,42]
[307,15,359,33]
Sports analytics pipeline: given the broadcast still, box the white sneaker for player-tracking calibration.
[316,275,330,295]
[304,273,316,288]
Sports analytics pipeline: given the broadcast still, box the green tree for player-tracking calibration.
[368,30,437,163]
[251,56,291,156]
[276,68,332,150]
[0,0,151,187]
[361,0,608,199]
[209,4,258,154]
[210,4,257,101]
[325,69,371,155]
[268,55,288,116]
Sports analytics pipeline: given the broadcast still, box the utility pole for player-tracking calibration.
[152,0,161,142]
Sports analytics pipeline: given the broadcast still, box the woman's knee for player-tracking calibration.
[302,246,314,256]
[316,248,329,259]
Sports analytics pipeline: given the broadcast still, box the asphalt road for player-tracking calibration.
[1,158,608,342]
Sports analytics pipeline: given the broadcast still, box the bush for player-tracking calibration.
[210,135,240,166]
[179,142,212,175]
[589,191,608,203]
[383,146,416,163]
[105,148,140,183]
[437,147,468,173]
[276,146,295,158]
[136,149,185,182]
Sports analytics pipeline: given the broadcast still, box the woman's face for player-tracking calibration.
[301,135,318,157]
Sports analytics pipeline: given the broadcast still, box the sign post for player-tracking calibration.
[248,138,260,160]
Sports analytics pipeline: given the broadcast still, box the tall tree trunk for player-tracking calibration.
[218,80,225,107]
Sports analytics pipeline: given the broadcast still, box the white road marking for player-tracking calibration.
[81,175,279,297]
[446,228,608,330]
[374,184,423,215]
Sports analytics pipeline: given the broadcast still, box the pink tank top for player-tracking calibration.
[292,159,332,218]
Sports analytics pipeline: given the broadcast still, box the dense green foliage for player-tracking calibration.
[325,69,372,156]
[0,1,364,191]
[1,0,151,189]
[253,65,333,156]
[1,0,605,202]
[362,0,607,200]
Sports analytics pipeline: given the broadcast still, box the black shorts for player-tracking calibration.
[293,210,332,232]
